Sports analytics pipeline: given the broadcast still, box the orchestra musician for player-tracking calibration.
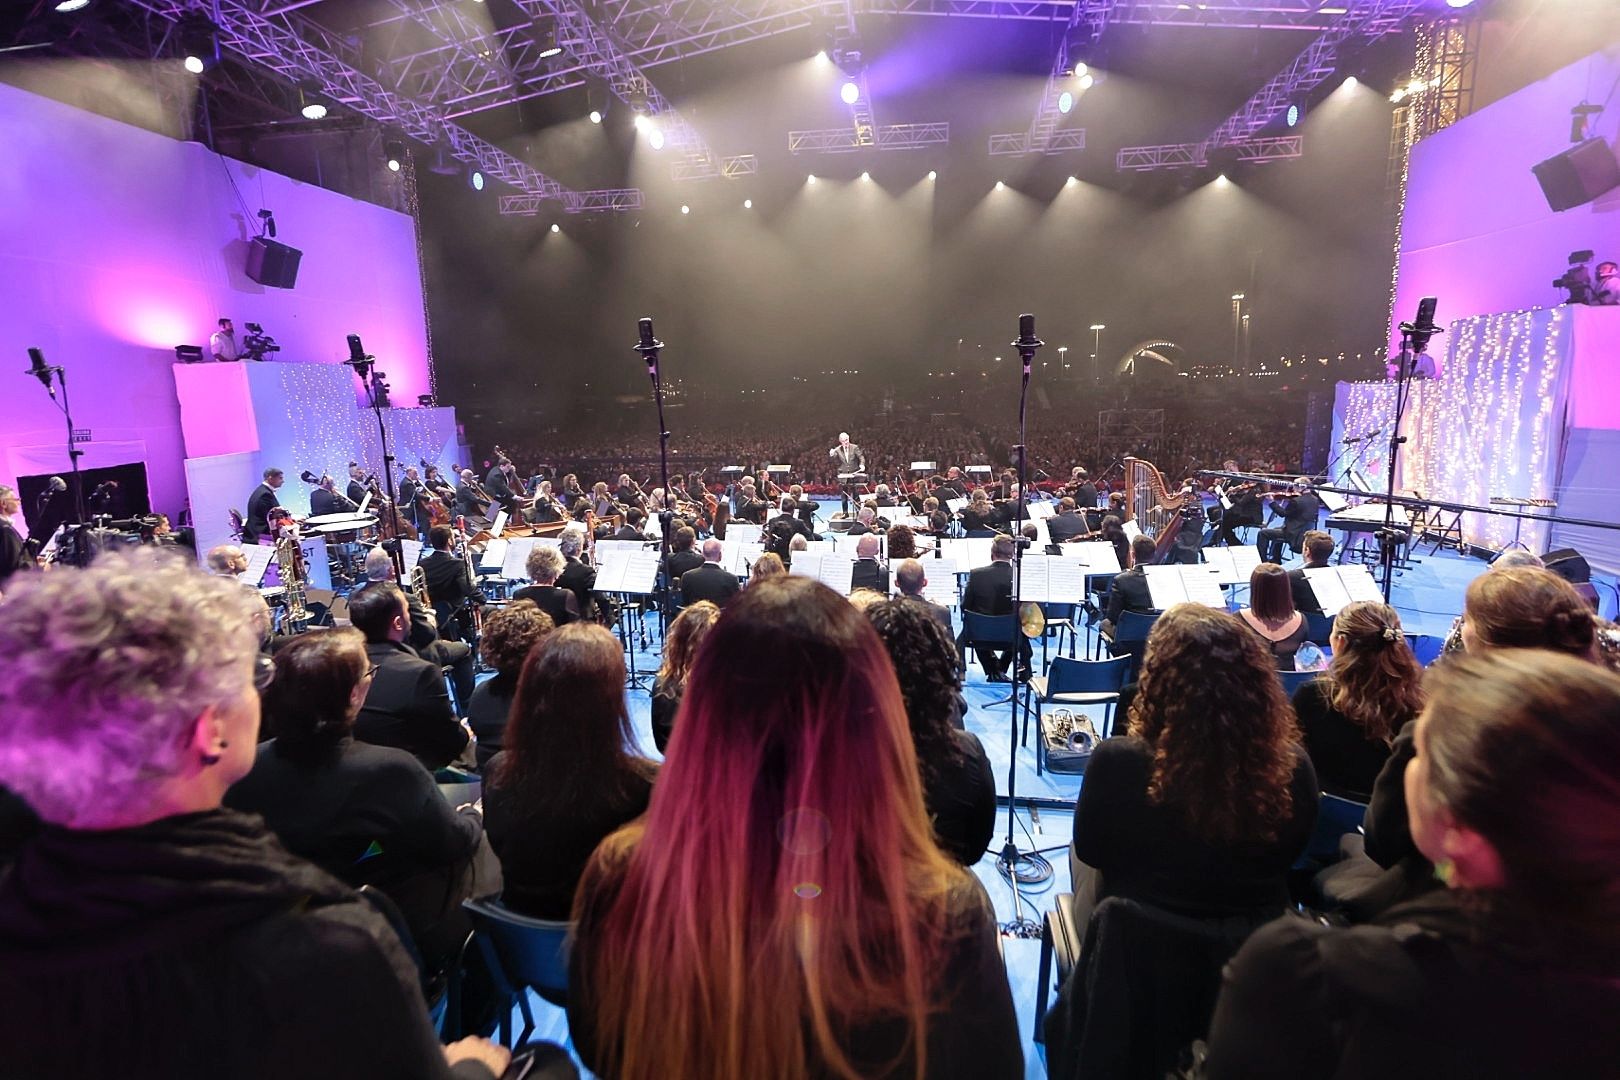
[1210,461,1265,547]
[1257,477,1324,563]
[615,474,645,510]
[0,485,37,591]
[310,474,358,517]
[935,467,968,500]
[345,463,369,507]
[590,481,616,519]
[560,473,586,511]
[484,459,521,515]
[398,466,422,527]
[1047,497,1091,544]
[420,524,482,640]
[242,467,284,544]
[528,480,563,524]
[959,490,1000,537]
[1067,467,1100,519]
[923,497,952,536]
[733,479,768,525]
[454,469,489,523]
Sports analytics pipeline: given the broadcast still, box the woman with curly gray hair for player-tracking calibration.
[0,552,510,1080]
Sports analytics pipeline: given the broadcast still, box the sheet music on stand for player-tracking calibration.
[816,554,855,595]
[237,544,275,587]
[900,515,929,531]
[1202,546,1263,585]
[490,510,509,537]
[1122,520,1144,543]
[1144,565,1227,610]
[720,540,763,576]
[594,539,655,562]
[946,497,968,514]
[1067,541,1122,576]
[596,550,662,594]
[789,552,824,580]
[1027,501,1056,520]
[831,531,883,557]
[890,557,960,605]
[500,538,536,581]
[1029,517,1052,547]
[400,538,425,570]
[1304,565,1384,616]
[1016,555,1089,604]
[726,523,763,545]
[799,539,833,555]
[962,537,993,569]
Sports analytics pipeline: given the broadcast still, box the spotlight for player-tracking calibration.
[1342,75,1358,89]
[589,109,602,124]
[54,0,91,11]
[1286,104,1300,127]
[179,16,216,74]
[632,114,647,131]
[927,170,937,180]
[1445,0,1473,7]
[384,139,405,172]
[995,180,1005,190]
[183,54,205,75]
[470,170,484,191]
[1078,73,1095,91]
[840,80,860,105]
[807,174,817,184]
[1057,91,1074,115]
[743,198,753,209]
[550,223,560,234]
[680,204,690,215]
[860,171,871,181]
[1072,62,1089,79]
[1215,174,1231,186]
[816,49,830,64]
[301,100,327,121]
[647,125,665,150]
[1066,175,1078,186]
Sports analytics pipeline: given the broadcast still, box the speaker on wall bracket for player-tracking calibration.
[1532,138,1620,213]
[245,236,303,289]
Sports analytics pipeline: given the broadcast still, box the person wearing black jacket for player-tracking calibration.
[242,466,283,543]
[680,538,740,608]
[959,534,1030,681]
[1100,535,1160,647]
[364,547,475,715]
[0,553,509,1080]
[0,485,35,591]
[1047,497,1090,543]
[556,526,598,619]
[1257,479,1322,563]
[1285,531,1334,614]
[663,525,705,583]
[346,463,370,507]
[466,602,556,771]
[512,543,580,627]
[349,583,470,770]
[421,525,481,636]
[398,466,422,526]
[850,534,890,594]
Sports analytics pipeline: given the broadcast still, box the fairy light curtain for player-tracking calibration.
[1333,306,1570,554]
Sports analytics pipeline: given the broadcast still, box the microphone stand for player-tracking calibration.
[344,348,406,583]
[27,353,91,566]
[1379,306,1437,603]
[996,313,1051,935]
[635,318,674,649]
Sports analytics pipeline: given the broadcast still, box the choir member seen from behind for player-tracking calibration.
[1204,651,1620,1080]
[226,628,490,982]
[1290,601,1423,802]
[1069,604,1319,927]
[466,601,555,771]
[650,601,720,755]
[568,575,1022,1080]
[0,552,510,1080]
[1237,563,1310,671]
[867,598,994,866]
[482,623,658,920]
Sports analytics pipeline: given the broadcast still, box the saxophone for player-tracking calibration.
[275,535,310,632]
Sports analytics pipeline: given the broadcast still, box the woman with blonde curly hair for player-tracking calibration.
[1292,601,1423,800]
[1069,603,1319,922]
[467,599,555,770]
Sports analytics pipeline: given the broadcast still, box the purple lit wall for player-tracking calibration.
[1392,48,1620,339]
[0,81,432,530]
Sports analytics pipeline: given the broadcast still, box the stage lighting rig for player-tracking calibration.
[179,16,217,74]
[384,138,405,172]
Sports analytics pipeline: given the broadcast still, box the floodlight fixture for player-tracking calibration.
[55,0,92,12]
[537,30,563,59]
[301,99,327,120]
[927,170,937,180]
[840,80,860,105]
[647,126,665,151]
[680,204,690,215]
[1286,104,1300,127]
[1057,91,1074,115]
[589,109,603,124]
[1078,73,1095,91]
[384,138,405,172]
[743,199,753,209]
[470,170,485,191]
[550,223,560,233]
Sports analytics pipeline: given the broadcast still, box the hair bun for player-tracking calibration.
[1380,627,1398,643]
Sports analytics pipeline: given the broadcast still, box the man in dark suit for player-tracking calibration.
[310,475,358,517]
[935,467,967,500]
[362,546,475,712]
[1288,530,1335,615]
[242,467,283,543]
[420,525,480,638]
[483,462,517,515]
[846,507,877,537]
[1101,535,1161,648]
[345,463,369,507]
[680,538,740,608]
[554,525,598,620]
[663,525,705,583]
[1070,468,1099,514]
[511,543,579,625]
[348,582,469,770]
[397,466,421,527]
[453,470,488,524]
[1047,497,1090,544]
[851,534,890,594]
[1258,478,1323,563]
[895,558,953,632]
[959,534,1030,681]
[613,508,652,541]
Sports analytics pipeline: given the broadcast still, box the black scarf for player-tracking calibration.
[0,807,354,972]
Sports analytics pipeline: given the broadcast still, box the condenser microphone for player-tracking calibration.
[26,347,55,398]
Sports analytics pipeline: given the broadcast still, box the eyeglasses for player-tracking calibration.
[364,665,380,681]
[252,654,276,692]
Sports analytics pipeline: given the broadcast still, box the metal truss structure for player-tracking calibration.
[500,188,645,215]
[789,122,950,154]
[989,128,1086,156]
[988,0,1111,156]
[1116,134,1303,171]
[1198,0,1424,155]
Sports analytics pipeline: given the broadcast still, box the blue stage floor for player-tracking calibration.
[496,537,1618,1077]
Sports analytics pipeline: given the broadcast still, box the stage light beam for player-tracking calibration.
[1058,91,1074,115]
[860,171,871,181]
[589,109,602,124]
[743,199,752,209]
[680,204,690,215]
[1078,73,1095,91]
[647,126,665,151]
[840,81,860,105]
[927,170,937,180]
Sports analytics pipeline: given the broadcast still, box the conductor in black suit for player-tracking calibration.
[850,534,890,594]
[347,582,469,770]
[958,534,1030,682]
[1258,478,1324,563]
[242,467,284,543]
[829,431,867,512]
[420,525,480,638]
[680,538,740,608]
[511,543,579,626]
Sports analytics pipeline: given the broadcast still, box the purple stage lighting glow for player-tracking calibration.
[1057,91,1074,115]
[840,81,860,105]
[1445,0,1474,7]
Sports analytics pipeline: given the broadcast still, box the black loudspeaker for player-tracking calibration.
[245,236,303,289]
[1531,138,1620,212]
[1543,547,1591,584]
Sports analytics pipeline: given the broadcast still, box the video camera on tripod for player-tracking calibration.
[241,322,281,362]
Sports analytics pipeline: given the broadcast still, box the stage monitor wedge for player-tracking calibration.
[1532,138,1620,212]
[246,236,303,289]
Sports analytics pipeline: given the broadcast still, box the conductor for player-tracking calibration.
[829,432,867,513]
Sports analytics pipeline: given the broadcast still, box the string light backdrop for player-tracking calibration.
[1334,306,1569,554]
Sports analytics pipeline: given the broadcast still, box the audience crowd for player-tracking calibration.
[1,538,1616,1080]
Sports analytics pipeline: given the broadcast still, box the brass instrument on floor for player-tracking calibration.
[274,535,310,632]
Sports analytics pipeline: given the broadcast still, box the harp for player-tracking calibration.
[1125,456,1190,564]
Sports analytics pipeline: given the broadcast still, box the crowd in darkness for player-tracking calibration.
[2,541,1616,1079]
